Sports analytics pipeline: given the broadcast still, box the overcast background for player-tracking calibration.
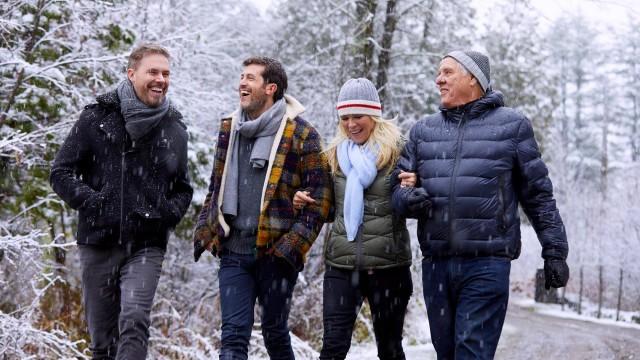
[2,0,640,358]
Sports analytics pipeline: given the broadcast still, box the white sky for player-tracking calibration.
[250,0,640,29]
[250,0,271,14]
[489,0,639,31]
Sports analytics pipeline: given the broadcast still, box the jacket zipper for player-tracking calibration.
[448,113,467,250]
[355,224,363,270]
[497,174,507,233]
[119,148,125,245]
[119,133,134,247]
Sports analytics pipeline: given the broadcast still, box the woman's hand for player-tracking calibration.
[293,190,316,210]
[398,171,417,187]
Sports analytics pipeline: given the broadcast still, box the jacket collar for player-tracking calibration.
[441,90,504,121]
[96,90,121,111]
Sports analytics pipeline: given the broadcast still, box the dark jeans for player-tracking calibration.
[422,257,511,360]
[78,245,165,360]
[320,266,413,360]
[218,251,298,360]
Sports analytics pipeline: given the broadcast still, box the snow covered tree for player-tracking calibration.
[481,0,557,153]
[619,15,640,163]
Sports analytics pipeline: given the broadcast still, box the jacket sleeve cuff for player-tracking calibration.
[273,233,304,272]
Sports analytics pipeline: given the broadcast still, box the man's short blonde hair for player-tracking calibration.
[127,43,170,70]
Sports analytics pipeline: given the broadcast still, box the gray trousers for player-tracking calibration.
[78,245,164,360]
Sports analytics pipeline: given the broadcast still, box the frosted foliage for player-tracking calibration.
[2,0,640,358]
[0,221,88,359]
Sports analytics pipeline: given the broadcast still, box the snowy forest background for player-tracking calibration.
[1,0,640,358]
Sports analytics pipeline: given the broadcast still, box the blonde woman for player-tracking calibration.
[294,78,429,360]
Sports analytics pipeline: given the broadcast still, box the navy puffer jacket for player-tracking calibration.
[393,91,567,260]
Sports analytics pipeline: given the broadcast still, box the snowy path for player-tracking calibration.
[346,301,640,360]
[496,303,640,360]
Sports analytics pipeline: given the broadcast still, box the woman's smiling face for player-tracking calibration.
[340,114,375,144]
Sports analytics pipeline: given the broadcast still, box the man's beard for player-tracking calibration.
[242,95,268,119]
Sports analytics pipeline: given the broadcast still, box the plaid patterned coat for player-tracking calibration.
[193,95,333,270]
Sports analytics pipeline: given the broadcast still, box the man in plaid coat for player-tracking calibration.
[193,56,332,359]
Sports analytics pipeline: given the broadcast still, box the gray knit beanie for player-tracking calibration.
[336,78,382,117]
[445,50,491,93]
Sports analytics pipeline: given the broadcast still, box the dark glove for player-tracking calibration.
[193,225,214,262]
[544,259,569,289]
[407,187,431,213]
[159,194,181,227]
[194,239,206,262]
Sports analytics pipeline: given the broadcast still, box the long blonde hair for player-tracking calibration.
[325,115,403,174]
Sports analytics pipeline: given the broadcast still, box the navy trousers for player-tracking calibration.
[422,257,510,360]
[218,251,298,360]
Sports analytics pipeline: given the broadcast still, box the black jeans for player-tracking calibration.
[78,245,165,360]
[218,251,298,360]
[320,266,412,360]
[422,257,511,360]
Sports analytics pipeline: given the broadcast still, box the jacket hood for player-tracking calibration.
[441,90,504,121]
[223,94,305,121]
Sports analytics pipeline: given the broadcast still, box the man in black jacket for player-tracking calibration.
[393,50,569,359]
[50,43,193,360]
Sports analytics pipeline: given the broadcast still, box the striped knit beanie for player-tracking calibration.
[445,50,491,93]
[336,78,382,117]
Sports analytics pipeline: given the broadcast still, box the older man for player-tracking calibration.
[50,43,193,359]
[393,50,569,359]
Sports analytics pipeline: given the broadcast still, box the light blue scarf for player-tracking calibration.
[337,140,378,241]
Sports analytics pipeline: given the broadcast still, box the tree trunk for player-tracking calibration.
[597,265,603,318]
[616,268,623,321]
[419,0,436,52]
[353,0,377,78]
[376,0,398,106]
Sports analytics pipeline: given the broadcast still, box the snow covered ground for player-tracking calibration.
[337,299,640,360]
[496,299,640,360]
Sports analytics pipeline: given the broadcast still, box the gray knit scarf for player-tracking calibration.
[116,80,170,140]
[222,98,286,217]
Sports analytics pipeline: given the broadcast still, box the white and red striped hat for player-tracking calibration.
[336,78,382,117]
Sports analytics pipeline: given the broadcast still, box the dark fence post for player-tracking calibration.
[597,265,603,319]
[616,268,623,321]
[535,269,558,303]
[578,266,583,315]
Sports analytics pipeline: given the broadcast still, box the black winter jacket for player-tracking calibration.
[393,91,567,260]
[50,90,193,250]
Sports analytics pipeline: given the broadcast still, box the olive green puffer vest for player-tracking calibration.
[325,168,411,270]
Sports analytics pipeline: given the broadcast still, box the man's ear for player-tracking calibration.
[127,68,135,82]
[469,75,477,88]
[265,83,277,96]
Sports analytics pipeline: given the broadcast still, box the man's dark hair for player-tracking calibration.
[128,43,170,70]
[242,56,288,101]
